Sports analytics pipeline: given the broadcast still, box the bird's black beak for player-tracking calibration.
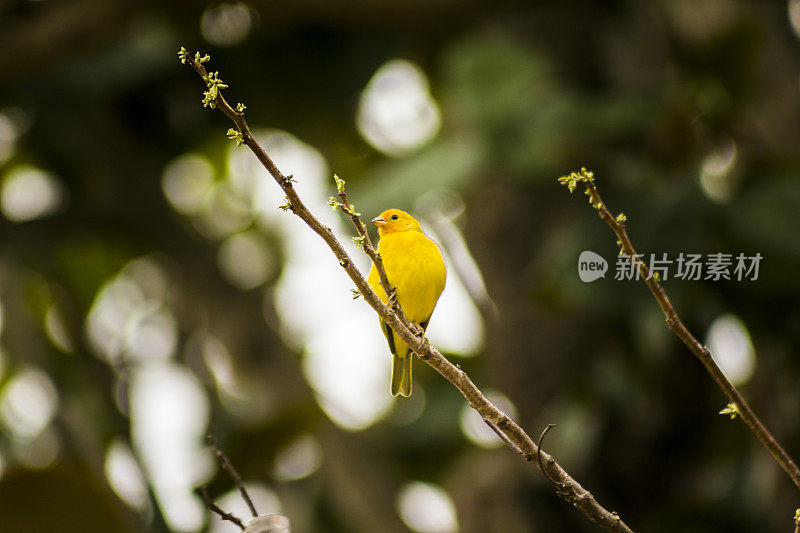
[372,216,386,227]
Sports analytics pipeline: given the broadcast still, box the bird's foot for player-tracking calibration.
[387,289,399,309]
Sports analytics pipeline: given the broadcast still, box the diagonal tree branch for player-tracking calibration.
[178,49,633,533]
[558,168,800,492]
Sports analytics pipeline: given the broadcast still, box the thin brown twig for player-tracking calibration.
[538,424,560,487]
[195,485,246,530]
[334,181,415,330]
[562,169,800,492]
[482,417,525,456]
[207,434,258,518]
[179,50,634,533]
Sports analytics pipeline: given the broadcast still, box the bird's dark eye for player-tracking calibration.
[391,214,399,220]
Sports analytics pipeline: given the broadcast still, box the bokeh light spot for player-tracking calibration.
[699,139,738,203]
[0,165,64,222]
[0,368,59,438]
[229,129,391,430]
[193,182,253,240]
[425,265,484,357]
[162,153,215,215]
[201,334,238,392]
[201,2,254,47]
[87,277,147,363]
[44,305,74,353]
[357,59,441,156]
[706,313,756,386]
[131,363,213,532]
[273,433,323,481]
[125,308,178,362]
[125,256,171,301]
[0,112,17,165]
[12,426,61,470]
[105,438,150,512]
[397,481,458,533]
[218,230,275,289]
[86,257,175,364]
[789,0,800,39]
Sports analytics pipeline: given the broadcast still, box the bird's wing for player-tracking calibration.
[380,319,397,355]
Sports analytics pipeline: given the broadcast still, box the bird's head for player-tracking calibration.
[372,209,423,236]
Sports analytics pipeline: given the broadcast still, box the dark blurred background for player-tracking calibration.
[1,0,800,531]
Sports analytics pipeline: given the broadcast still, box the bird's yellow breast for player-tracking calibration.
[368,230,446,324]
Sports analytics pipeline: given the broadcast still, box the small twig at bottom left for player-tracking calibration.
[207,434,259,519]
[196,485,246,530]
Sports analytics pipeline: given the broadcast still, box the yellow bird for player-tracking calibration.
[368,209,446,397]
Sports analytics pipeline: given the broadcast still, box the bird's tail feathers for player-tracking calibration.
[391,349,413,397]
